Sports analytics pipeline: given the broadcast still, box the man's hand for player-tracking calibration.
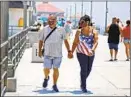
[120,37,123,43]
[68,51,73,59]
[38,50,42,57]
[39,40,43,57]
[88,52,93,56]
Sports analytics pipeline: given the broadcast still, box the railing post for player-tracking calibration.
[0,2,1,96]
[0,1,9,96]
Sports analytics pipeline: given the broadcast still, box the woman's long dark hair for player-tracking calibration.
[126,20,130,26]
[78,15,91,29]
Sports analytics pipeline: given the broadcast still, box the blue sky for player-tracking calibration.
[36,2,130,28]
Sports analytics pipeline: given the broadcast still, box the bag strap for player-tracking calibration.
[44,27,57,43]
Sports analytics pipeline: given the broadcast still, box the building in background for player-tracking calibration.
[8,1,36,36]
[36,2,65,25]
[9,1,24,26]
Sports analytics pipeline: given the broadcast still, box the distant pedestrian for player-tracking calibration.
[122,20,130,61]
[64,20,73,40]
[106,17,122,61]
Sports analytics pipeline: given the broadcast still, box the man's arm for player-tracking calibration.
[119,26,123,37]
[106,25,110,33]
[38,28,44,57]
[62,27,70,52]
[119,26,124,42]
[38,40,43,57]
[64,39,70,52]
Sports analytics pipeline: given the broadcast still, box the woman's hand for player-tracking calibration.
[68,51,73,59]
[88,51,93,56]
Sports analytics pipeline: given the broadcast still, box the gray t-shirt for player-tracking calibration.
[39,25,67,57]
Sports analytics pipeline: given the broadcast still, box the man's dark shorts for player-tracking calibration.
[108,43,118,51]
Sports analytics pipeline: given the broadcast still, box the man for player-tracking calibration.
[38,15,70,92]
[106,17,122,61]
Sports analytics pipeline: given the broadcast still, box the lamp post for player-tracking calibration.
[74,3,77,28]
[28,1,34,26]
[105,1,108,34]
[90,0,93,21]
[23,1,27,29]
[66,8,68,19]
[81,0,83,16]
[70,5,72,21]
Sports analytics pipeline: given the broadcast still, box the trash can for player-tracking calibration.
[32,43,43,63]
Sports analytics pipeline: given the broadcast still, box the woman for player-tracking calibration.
[122,20,130,61]
[68,15,98,92]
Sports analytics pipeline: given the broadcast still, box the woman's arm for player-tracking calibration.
[92,30,98,52]
[71,30,80,53]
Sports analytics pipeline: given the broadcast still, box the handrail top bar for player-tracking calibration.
[8,27,31,40]
[9,25,23,27]
[0,41,8,48]
[1,27,30,48]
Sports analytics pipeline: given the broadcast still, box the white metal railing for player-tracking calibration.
[8,27,30,70]
[0,27,30,96]
[8,26,23,37]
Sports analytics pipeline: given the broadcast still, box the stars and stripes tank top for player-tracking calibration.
[76,31,94,56]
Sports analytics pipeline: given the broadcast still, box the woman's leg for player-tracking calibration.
[124,42,130,60]
[128,43,130,59]
[86,55,95,78]
[77,53,88,89]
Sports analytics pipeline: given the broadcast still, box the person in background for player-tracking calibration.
[106,17,122,61]
[122,20,130,61]
[68,15,98,93]
[64,20,73,40]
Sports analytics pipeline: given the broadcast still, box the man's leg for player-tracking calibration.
[114,44,118,60]
[43,56,52,88]
[110,49,113,60]
[52,57,62,92]
[109,43,114,61]
[53,68,59,85]
[44,68,50,79]
[114,50,118,60]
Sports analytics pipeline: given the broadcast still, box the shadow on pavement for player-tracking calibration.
[70,90,93,95]
[33,88,93,95]
[104,60,130,63]
[33,88,58,94]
